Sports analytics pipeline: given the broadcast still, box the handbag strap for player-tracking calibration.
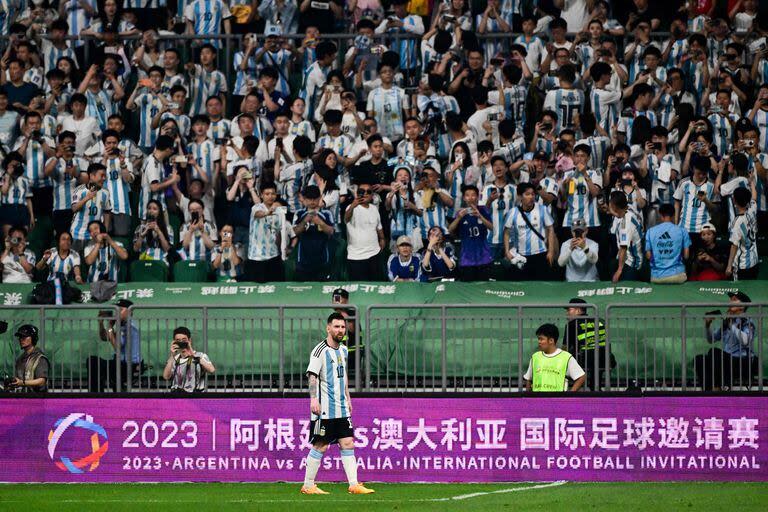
[517,206,546,242]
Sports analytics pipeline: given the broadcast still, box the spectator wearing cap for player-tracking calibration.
[387,235,422,282]
[644,203,691,284]
[12,324,49,393]
[89,299,142,392]
[345,180,385,281]
[562,298,614,391]
[557,218,599,282]
[449,184,493,281]
[690,222,729,281]
[695,291,757,390]
[293,185,335,281]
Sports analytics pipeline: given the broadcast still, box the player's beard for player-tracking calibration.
[333,332,346,343]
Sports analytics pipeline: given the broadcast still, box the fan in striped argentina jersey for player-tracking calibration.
[43,132,88,217]
[137,136,179,220]
[61,0,97,48]
[561,148,603,228]
[187,116,220,182]
[126,67,164,152]
[13,113,55,189]
[726,188,759,280]
[746,87,768,153]
[542,66,584,133]
[39,232,82,283]
[184,0,232,49]
[375,2,424,73]
[674,163,717,235]
[589,62,621,134]
[186,49,229,117]
[70,165,112,242]
[83,223,128,282]
[299,42,337,122]
[609,191,644,283]
[414,166,453,240]
[480,159,516,252]
[99,131,135,217]
[40,21,77,72]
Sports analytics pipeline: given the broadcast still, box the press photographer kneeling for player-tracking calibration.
[162,327,215,393]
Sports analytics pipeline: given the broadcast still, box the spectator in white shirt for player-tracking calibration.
[557,218,599,282]
[345,180,385,280]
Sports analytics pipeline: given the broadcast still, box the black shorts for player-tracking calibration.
[309,417,354,445]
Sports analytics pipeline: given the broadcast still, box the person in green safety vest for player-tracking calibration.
[524,323,586,392]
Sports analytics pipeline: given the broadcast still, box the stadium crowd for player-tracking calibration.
[0,0,767,285]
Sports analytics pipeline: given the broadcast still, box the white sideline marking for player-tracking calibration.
[428,480,568,501]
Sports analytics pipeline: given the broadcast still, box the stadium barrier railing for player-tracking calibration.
[3,301,763,393]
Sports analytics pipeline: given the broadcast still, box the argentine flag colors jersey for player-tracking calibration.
[674,178,716,233]
[306,340,350,421]
[729,202,758,274]
[562,169,603,227]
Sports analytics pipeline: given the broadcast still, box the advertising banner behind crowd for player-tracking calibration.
[1,397,765,482]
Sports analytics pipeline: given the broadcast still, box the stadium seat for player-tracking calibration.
[27,216,53,256]
[172,260,211,282]
[130,260,169,282]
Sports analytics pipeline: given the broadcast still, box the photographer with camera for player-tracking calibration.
[162,326,215,393]
[0,151,35,236]
[84,220,128,282]
[558,219,599,282]
[1,226,35,283]
[211,224,243,281]
[70,163,112,254]
[9,325,49,393]
[88,299,142,392]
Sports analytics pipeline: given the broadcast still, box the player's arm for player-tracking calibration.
[308,372,321,415]
[344,362,352,415]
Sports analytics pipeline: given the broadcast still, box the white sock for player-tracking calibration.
[303,449,323,488]
[340,449,358,486]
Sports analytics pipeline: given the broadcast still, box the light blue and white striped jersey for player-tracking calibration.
[535,137,555,157]
[720,176,750,224]
[729,202,758,273]
[187,66,228,117]
[647,153,679,205]
[232,51,257,96]
[84,240,124,282]
[493,137,527,166]
[0,173,31,206]
[475,14,504,64]
[674,178,716,233]
[665,38,688,68]
[415,188,449,239]
[626,41,659,83]
[499,0,520,26]
[748,153,767,212]
[63,0,97,48]
[688,15,708,34]
[70,185,112,241]
[299,61,330,122]
[278,159,311,213]
[13,137,54,188]
[315,134,354,159]
[47,157,86,211]
[746,108,768,153]
[184,0,232,48]
[85,89,115,131]
[616,110,658,145]
[160,112,192,138]
[536,176,560,218]
[543,88,584,132]
[378,15,424,70]
[258,0,298,35]
[708,113,735,157]
[210,244,243,280]
[480,183,516,245]
[388,191,420,239]
[589,87,621,134]
[681,60,707,107]
[133,222,175,265]
[179,221,216,261]
[0,0,20,37]
[40,41,77,73]
[574,43,598,74]
[289,119,316,141]
[247,203,284,261]
[708,36,732,70]
[366,86,408,141]
[504,204,553,256]
[187,139,219,181]
[134,92,163,149]
[445,166,464,219]
[103,157,133,215]
[123,0,166,7]
[160,74,187,99]
[489,85,528,134]
[306,340,350,420]
[44,248,80,281]
[755,59,768,86]
[562,169,602,227]
[616,210,643,269]
[575,135,611,171]
[138,155,166,219]
[207,119,231,141]
[512,35,545,73]
[260,49,292,97]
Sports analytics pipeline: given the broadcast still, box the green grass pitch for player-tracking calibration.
[2,482,768,511]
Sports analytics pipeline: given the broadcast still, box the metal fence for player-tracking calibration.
[1,301,764,394]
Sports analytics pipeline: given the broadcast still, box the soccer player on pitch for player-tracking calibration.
[301,312,374,495]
